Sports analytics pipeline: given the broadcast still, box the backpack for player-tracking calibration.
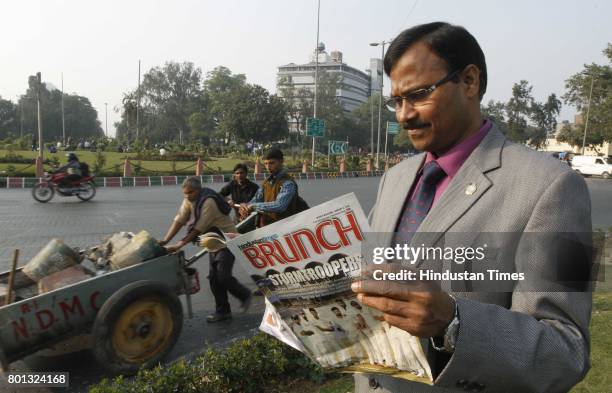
[295,195,310,213]
[79,162,90,176]
[289,180,309,213]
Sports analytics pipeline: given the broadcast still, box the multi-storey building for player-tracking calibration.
[277,43,382,132]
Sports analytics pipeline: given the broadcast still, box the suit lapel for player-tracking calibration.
[379,154,425,234]
[411,126,506,249]
[413,165,491,244]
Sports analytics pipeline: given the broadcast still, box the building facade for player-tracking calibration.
[277,43,382,132]
[542,114,611,157]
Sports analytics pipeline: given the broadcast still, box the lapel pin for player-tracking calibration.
[465,183,477,195]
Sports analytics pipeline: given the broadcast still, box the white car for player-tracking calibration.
[571,155,612,179]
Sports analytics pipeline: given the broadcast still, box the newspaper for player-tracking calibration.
[227,193,433,384]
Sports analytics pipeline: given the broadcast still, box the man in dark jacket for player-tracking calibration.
[219,163,259,221]
[56,153,82,187]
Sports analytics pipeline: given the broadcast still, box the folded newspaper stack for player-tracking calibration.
[226,193,433,384]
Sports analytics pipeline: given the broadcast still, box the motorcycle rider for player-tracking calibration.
[56,153,82,188]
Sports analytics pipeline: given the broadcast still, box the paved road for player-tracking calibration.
[0,177,379,393]
[0,176,609,392]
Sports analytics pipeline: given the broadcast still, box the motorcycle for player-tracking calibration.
[32,171,96,203]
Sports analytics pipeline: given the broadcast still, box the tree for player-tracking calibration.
[187,112,213,145]
[352,93,397,151]
[203,66,248,146]
[393,128,414,150]
[277,75,313,146]
[481,100,508,134]
[0,96,19,139]
[16,76,103,143]
[116,93,137,142]
[314,71,344,146]
[218,84,288,145]
[276,69,344,151]
[117,61,204,144]
[500,80,561,149]
[529,94,561,149]
[563,43,612,145]
[556,122,584,147]
[505,80,534,144]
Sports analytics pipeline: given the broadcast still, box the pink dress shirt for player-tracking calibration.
[409,120,492,206]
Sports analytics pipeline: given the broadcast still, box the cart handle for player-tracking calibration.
[236,211,259,233]
[185,212,258,266]
[185,248,209,266]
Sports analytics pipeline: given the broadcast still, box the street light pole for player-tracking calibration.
[61,73,66,146]
[370,40,389,170]
[581,74,595,155]
[35,72,44,178]
[370,90,374,156]
[136,60,141,143]
[36,72,43,161]
[19,99,23,139]
[311,0,321,167]
[105,102,108,137]
[384,120,389,163]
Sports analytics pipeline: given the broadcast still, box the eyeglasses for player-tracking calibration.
[385,69,461,112]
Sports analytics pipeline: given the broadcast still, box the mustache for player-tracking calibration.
[401,121,429,130]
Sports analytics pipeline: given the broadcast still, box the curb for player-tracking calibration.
[0,171,385,189]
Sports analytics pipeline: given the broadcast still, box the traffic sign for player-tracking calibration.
[306,118,326,137]
[387,121,400,135]
[328,140,348,155]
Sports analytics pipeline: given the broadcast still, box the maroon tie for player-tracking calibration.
[394,161,446,245]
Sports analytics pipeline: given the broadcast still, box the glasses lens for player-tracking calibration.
[385,97,399,112]
[407,88,432,105]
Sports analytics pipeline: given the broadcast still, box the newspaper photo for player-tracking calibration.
[226,193,433,384]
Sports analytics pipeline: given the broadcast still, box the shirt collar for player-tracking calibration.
[267,169,286,182]
[424,119,492,179]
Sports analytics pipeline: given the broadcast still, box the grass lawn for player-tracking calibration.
[571,292,612,392]
[0,149,246,175]
[0,149,332,176]
[282,374,354,393]
[572,262,612,393]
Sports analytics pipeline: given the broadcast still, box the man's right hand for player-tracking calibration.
[157,239,169,246]
[239,203,251,219]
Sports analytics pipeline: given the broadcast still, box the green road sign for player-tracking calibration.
[387,121,400,135]
[306,117,326,137]
[328,140,348,155]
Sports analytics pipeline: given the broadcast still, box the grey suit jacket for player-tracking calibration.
[355,125,592,393]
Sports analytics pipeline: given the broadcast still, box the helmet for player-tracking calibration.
[66,153,78,161]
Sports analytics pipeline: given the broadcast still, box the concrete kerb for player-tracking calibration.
[0,171,385,189]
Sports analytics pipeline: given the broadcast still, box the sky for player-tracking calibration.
[2,0,610,138]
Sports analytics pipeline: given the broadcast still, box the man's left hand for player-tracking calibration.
[351,264,455,338]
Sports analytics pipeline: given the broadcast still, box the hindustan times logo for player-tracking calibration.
[371,244,487,265]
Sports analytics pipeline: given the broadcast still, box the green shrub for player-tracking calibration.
[89,333,325,393]
[134,160,142,176]
[93,151,107,174]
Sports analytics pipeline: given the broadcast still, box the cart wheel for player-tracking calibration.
[92,280,183,375]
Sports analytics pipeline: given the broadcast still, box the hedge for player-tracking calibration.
[89,333,329,393]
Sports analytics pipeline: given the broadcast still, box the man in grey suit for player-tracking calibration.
[352,22,592,392]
